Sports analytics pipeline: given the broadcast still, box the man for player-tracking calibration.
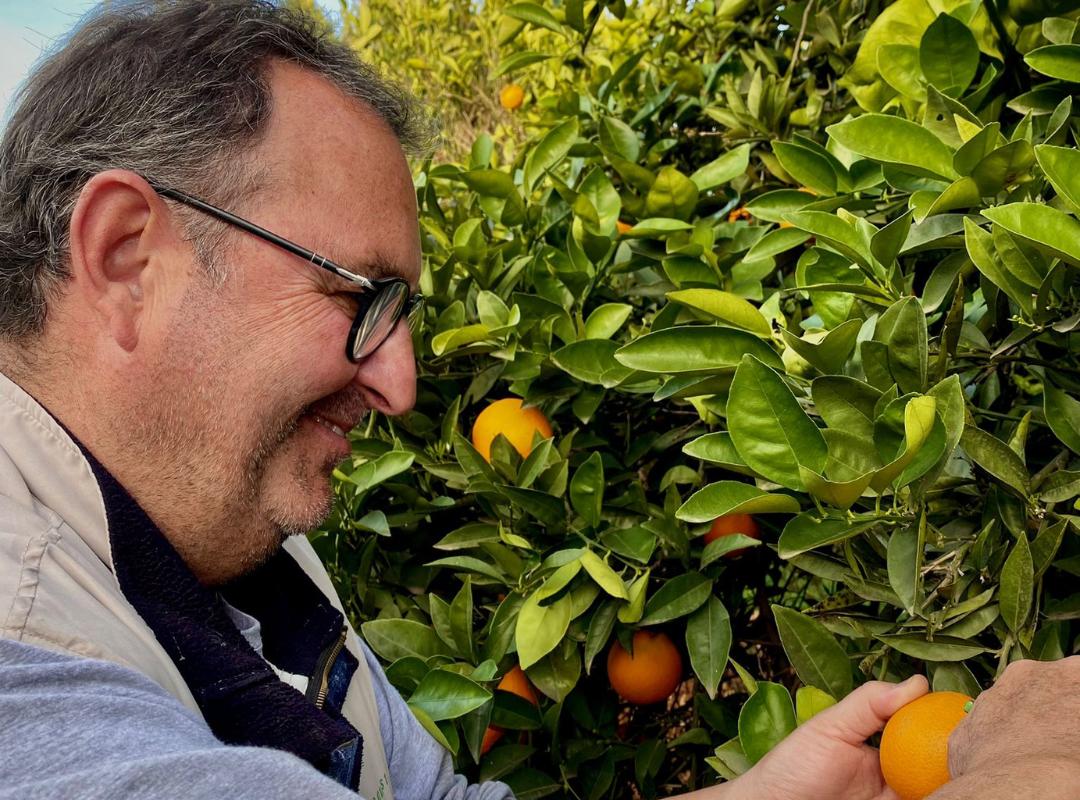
[0,2,1078,800]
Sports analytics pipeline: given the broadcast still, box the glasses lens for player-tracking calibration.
[351,281,410,361]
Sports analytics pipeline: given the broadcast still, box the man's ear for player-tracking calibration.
[67,170,177,353]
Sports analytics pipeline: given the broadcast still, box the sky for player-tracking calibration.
[0,0,340,120]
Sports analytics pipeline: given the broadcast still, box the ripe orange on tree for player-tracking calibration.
[728,206,753,223]
[499,84,524,110]
[880,691,972,800]
[607,631,683,705]
[471,398,552,462]
[481,665,538,755]
[616,220,633,235]
[704,513,760,558]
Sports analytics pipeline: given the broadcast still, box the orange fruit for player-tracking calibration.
[778,221,795,228]
[471,398,552,462]
[607,631,683,705]
[616,220,633,235]
[500,84,525,110]
[728,206,753,223]
[704,513,760,558]
[880,691,972,800]
[481,665,538,755]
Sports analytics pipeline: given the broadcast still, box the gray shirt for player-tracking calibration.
[0,637,513,800]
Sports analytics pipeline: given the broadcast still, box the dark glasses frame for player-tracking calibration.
[148,182,423,362]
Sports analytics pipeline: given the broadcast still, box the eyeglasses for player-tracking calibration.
[149,182,423,363]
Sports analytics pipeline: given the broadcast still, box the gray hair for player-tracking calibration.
[0,0,439,341]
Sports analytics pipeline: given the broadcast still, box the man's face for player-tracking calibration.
[132,63,421,583]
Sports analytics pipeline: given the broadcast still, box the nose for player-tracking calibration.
[352,319,417,416]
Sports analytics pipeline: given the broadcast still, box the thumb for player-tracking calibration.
[804,675,929,746]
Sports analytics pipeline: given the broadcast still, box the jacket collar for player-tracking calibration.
[0,372,113,570]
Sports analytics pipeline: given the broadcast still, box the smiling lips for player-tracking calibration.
[309,412,347,438]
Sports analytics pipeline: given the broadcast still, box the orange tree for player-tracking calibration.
[307,0,1080,797]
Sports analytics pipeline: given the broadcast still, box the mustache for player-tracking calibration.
[304,387,370,432]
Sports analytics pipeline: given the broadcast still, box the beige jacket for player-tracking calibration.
[0,371,393,800]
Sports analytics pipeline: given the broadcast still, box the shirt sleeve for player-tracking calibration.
[0,638,362,800]
[359,642,515,800]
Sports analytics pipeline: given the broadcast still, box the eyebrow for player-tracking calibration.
[327,250,416,287]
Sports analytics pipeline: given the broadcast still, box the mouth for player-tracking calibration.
[307,411,349,439]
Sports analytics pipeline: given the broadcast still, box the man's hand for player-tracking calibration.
[940,656,1080,798]
[707,675,929,800]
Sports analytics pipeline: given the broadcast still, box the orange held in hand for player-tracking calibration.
[471,398,552,462]
[500,84,525,110]
[481,665,538,755]
[607,631,683,705]
[704,513,760,558]
[880,690,972,800]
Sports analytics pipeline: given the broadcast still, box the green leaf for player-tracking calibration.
[690,143,752,192]
[345,451,415,494]
[503,3,564,34]
[599,117,639,162]
[782,320,862,375]
[812,376,881,441]
[878,634,987,661]
[524,118,579,191]
[796,686,837,724]
[618,573,649,624]
[601,527,657,564]
[580,549,629,600]
[515,593,572,669]
[778,513,881,559]
[408,669,492,721]
[584,600,619,674]
[361,619,453,662]
[827,115,958,181]
[964,218,1034,315]
[677,481,800,523]
[1039,470,1080,502]
[982,203,1080,269]
[744,189,818,223]
[738,682,797,766]
[773,142,838,196]
[783,211,874,272]
[615,327,783,375]
[1025,44,1080,81]
[666,289,773,337]
[1045,384,1080,455]
[960,426,1032,497]
[570,452,604,527]
[494,51,553,78]
[701,535,762,566]
[887,525,919,615]
[772,605,853,700]
[553,340,635,388]
[496,485,566,526]
[528,640,580,703]
[919,13,980,97]
[687,596,732,700]
[450,577,476,661]
[1000,532,1034,635]
[639,572,712,625]
[645,166,699,221]
[728,355,828,491]
[427,555,507,584]
[870,396,941,492]
[435,523,502,551]
[745,227,814,263]
[683,432,756,476]
[584,303,633,339]
[1035,145,1080,210]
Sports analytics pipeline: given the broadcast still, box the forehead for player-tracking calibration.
[249,62,421,285]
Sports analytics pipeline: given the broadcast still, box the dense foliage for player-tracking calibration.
[303,0,1080,796]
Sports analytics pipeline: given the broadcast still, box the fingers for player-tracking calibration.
[806,675,929,746]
